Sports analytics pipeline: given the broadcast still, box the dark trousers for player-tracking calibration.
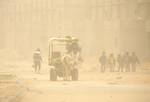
[131,63,136,72]
[101,64,106,73]
[34,62,41,73]
[109,64,115,72]
[118,64,123,72]
[125,63,130,72]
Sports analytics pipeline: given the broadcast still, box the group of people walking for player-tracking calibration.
[99,51,140,73]
[32,47,140,74]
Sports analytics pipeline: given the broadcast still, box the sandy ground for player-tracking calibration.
[0,59,150,102]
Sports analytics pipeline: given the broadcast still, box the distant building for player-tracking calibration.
[0,0,149,58]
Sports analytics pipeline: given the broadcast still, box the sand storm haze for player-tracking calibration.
[0,0,150,102]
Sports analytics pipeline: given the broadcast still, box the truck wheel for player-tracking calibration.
[50,69,57,81]
[71,69,78,81]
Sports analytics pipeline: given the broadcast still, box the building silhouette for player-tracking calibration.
[0,0,149,58]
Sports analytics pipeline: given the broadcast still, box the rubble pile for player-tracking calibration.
[0,73,25,102]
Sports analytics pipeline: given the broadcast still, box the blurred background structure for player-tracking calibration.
[0,0,150,59]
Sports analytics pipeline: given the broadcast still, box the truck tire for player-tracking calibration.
[50,69,57,81]
[71,69,78,81]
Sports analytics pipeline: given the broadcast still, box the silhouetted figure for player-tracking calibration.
[33,48,42,73]
[99,51,107,73]
[108,53,115,72]
[62,53,72,81]
[117,54,124,72]
[130,52,139,72]
[65,36,80,55]
[123,52,131,72]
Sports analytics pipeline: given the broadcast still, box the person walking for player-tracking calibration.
[108,53,115,72]
[123,52,131,72]
[33,48,42,73]
[117,54,124,72]
[130,52,139,72]
[99,51,107,73]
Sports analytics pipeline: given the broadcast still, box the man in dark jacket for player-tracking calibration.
[130,52,139,72]
[33,48,42,73]
[123,52,131,72]
[99,51,107,73]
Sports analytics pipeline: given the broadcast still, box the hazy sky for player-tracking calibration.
[0,0,149,59]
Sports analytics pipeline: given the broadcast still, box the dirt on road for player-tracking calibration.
[0,59,150,102]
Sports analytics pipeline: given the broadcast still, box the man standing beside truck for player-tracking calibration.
[33,48,42,73]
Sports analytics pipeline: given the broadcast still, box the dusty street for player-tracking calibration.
[0,0,150,102]
[20,77,150,102]
[1,60,149,102]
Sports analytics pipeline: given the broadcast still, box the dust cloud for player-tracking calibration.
[0,0,149,59]
[0,0,150,102]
